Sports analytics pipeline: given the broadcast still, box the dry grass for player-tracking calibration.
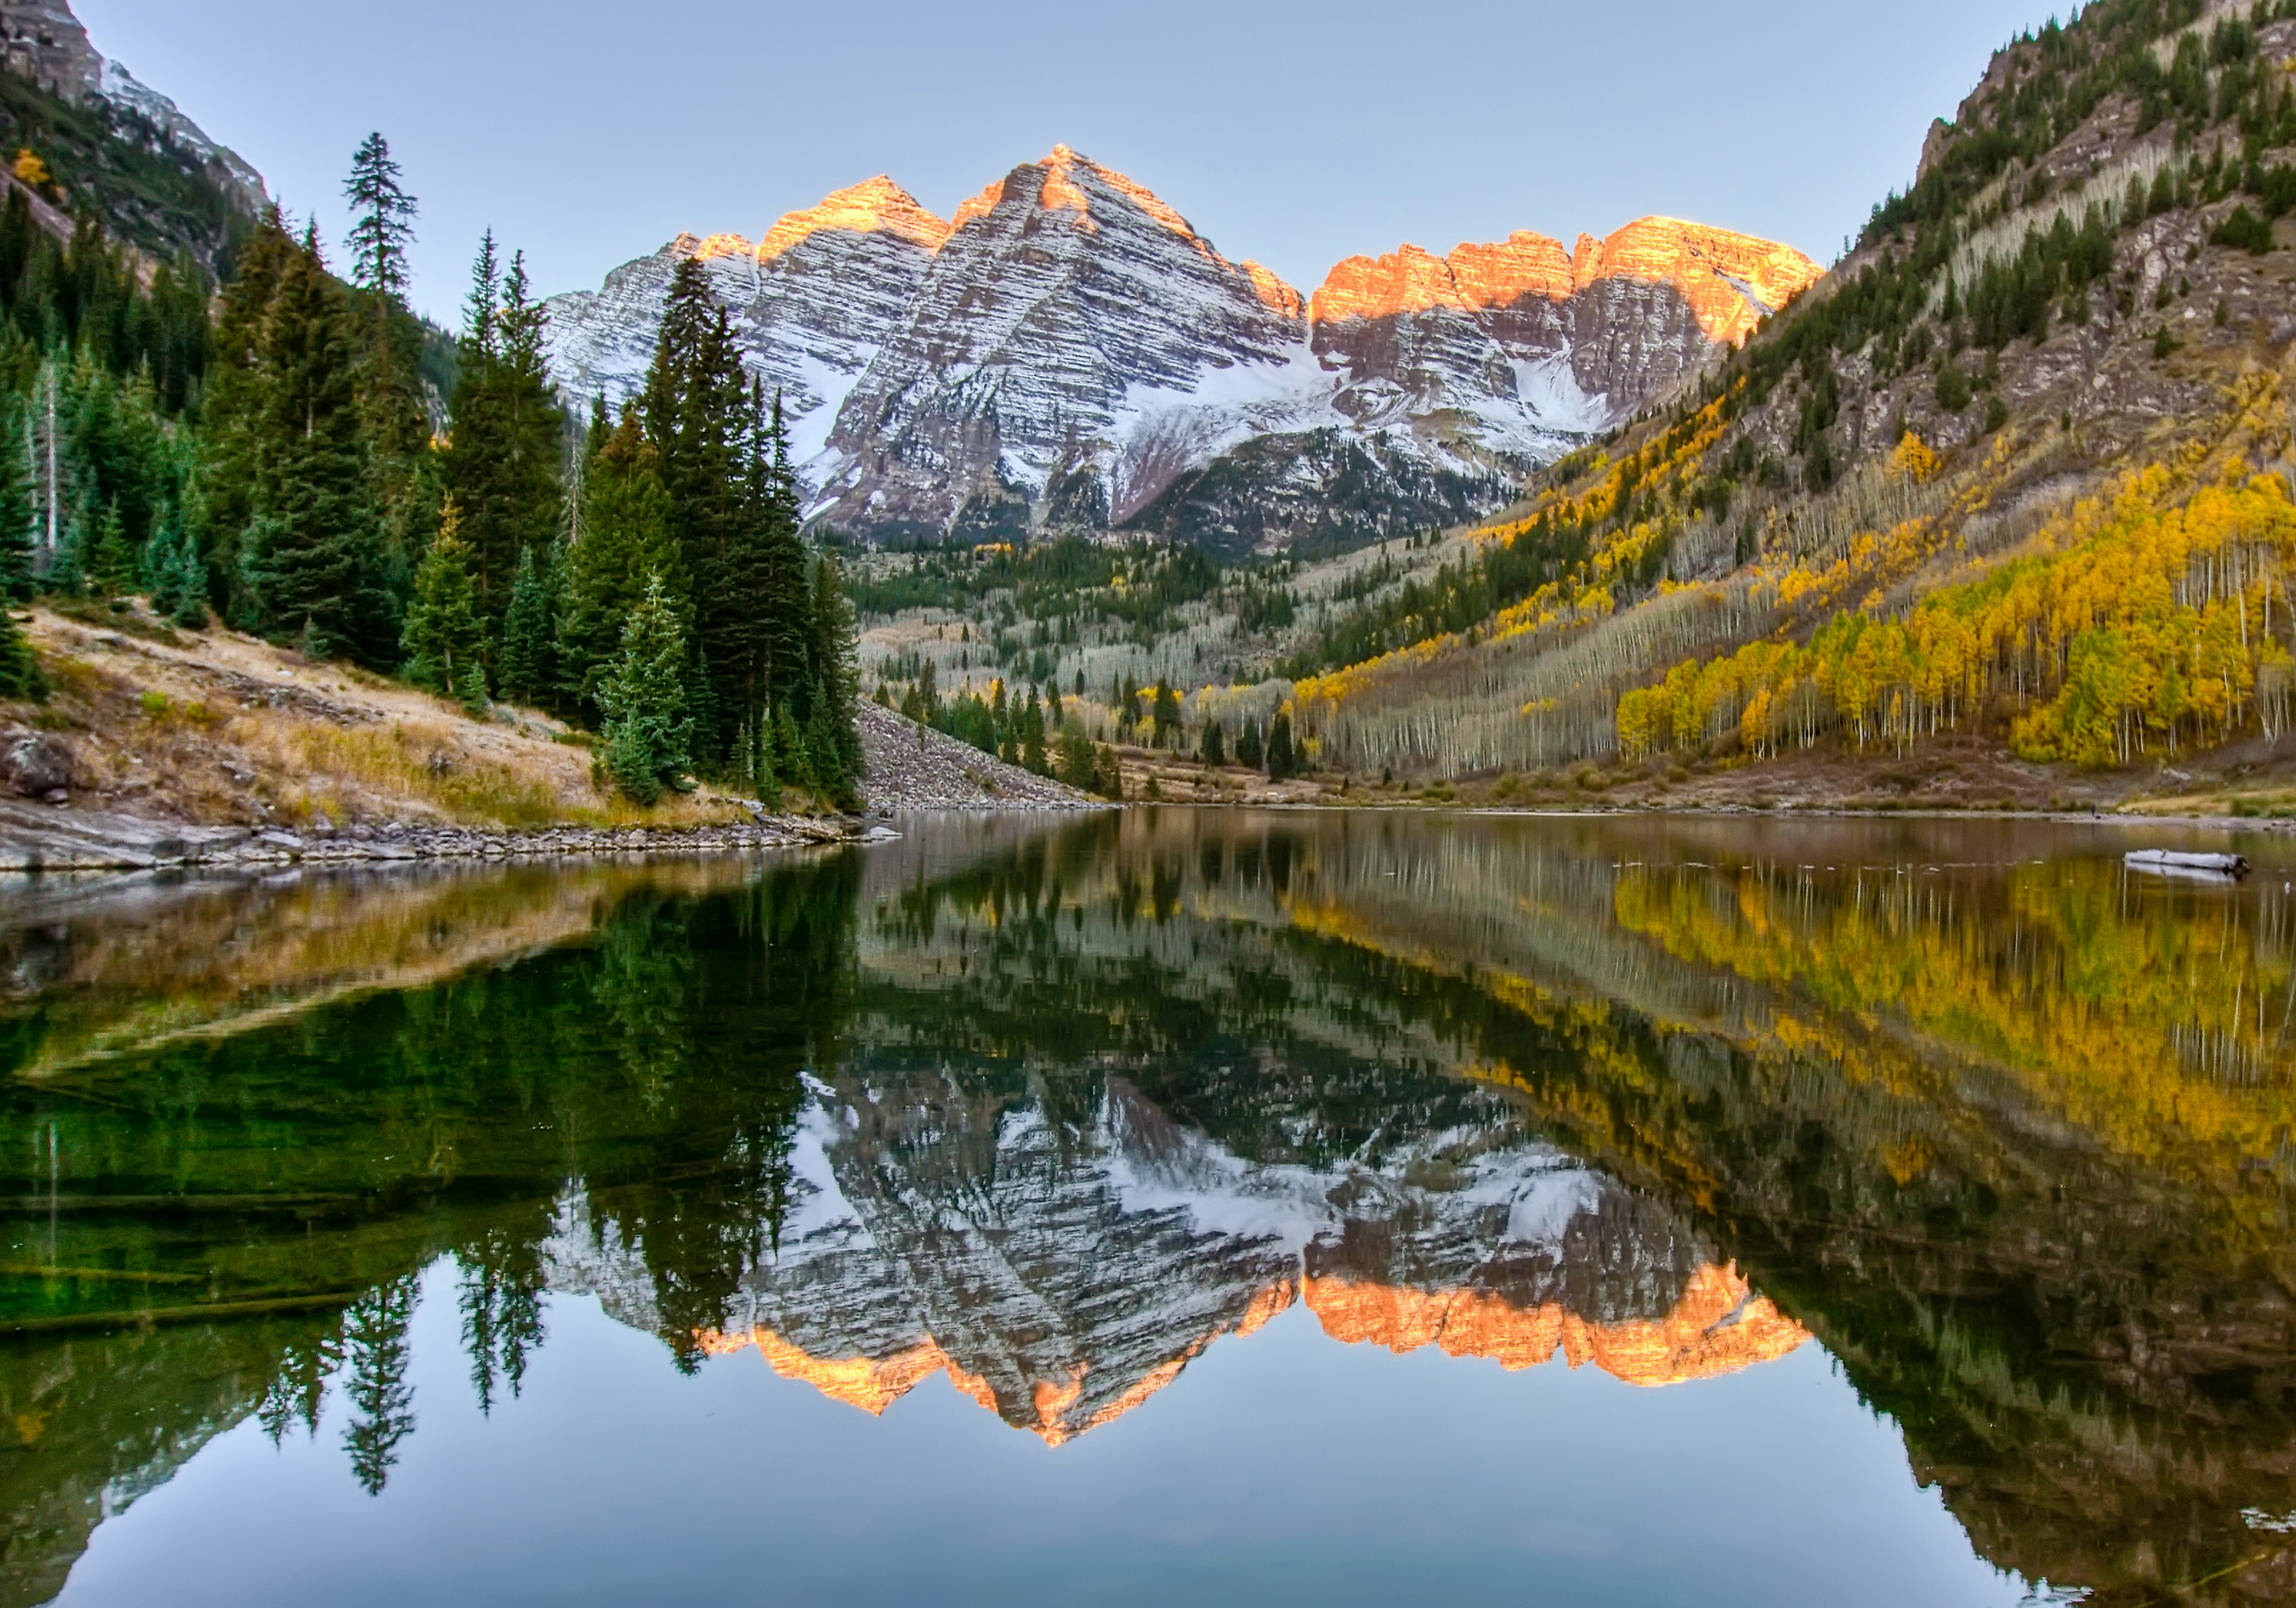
[2,603,759,832]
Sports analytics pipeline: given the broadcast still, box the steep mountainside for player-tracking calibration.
[543,149,1818,556]
[0,0,266,270]
[1280,0,2296,799]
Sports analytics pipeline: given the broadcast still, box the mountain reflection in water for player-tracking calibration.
[0,809,2292,1606]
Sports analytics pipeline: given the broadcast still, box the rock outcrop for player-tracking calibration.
[544,151,1822,554]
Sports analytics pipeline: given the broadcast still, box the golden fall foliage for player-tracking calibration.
[1619,469,2296,767]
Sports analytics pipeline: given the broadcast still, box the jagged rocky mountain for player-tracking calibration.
[545,147,1820,555]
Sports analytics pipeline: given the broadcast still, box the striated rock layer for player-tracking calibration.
[543,149,1821,554]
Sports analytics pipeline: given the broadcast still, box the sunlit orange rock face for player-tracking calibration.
[1304,1264,1808,1387]
[1570,218,1824,346]
[1309,218,1820,346]
[1311,232,1574,324]
[756,175,953,264]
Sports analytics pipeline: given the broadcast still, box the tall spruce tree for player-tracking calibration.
[640,257,753,769]
[401,504,487,712]
[441,237,564,647]
[498,540,559,708]
[341,133,432,576]
[232,227,396,665]
[557,406,680,723]
[194,208,301,597]
[0,387,31,603]
[599,573,692,805]
[805,550,863,801]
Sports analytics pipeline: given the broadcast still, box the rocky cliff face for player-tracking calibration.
[544,151,1821,553]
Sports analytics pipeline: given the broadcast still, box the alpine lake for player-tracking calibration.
[0,807,2292,1607]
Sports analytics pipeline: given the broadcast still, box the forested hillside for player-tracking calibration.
[1207,0,2296,797]
[0,66,865,813]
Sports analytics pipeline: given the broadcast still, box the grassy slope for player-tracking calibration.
[1,600,762,831]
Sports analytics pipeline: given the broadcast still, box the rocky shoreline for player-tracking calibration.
[0,798,907,872]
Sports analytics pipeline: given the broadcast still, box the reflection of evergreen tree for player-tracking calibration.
[458,1229,548,1415]
[256,1328,342,1447]
[340,1274,419,1495]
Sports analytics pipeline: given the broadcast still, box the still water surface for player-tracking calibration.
[0,809,2291,1606]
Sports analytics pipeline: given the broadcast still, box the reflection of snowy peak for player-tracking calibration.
[549,1074,1803,1444]
[542,149,1820,556]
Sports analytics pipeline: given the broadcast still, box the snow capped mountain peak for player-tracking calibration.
[758,176,952,264]
[543,152,1824,553]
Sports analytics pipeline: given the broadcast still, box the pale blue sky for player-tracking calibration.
[76,0,2052,325]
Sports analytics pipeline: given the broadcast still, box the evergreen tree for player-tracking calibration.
[441,237,563,640]
[344,134,416,306]
[0,389,30,603]
[195,209,298,591]
[599,573,692,804]
[0,602,38,698]
[1266,712,1297,779]
[1200,720,1226,768]
[401,505,487,712]
[807,550,863,800]
[639,258,758,769]
[87,500,132,596]
[341,133,432,576]
[1152,680,1180,747]
[498,541,558,707]
[557,407,679,722]
[233,228,396,664]
[1237,719,1263,771]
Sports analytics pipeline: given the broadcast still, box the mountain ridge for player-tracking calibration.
[542,147,1821,554]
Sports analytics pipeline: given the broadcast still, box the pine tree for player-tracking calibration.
[442,237,563,642]
[499,542,558,707]
[1266,712,1297,779]
[1152,680,1180,747]
[1200,720,1226,767]
[599,573,692,804]
[196,209,298,593]
[1237,719,1263,771]
[639,257,755,769]
[233,228,396,664]
[402,505,488,712]
[0,603,38,699]
[557,406,679,722]
[87,500,132,596]
[0,389,35,603]
[807,550,863,801]
[344,134,416,306]
[341,133,432,576]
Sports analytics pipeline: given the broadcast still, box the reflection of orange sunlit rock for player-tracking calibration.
[698,1280,1300,1447]
[1305,1264,1807,1387]
[696,1267,1797,1444]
